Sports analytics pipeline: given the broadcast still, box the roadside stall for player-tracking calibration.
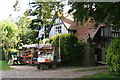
[19,44,61,70]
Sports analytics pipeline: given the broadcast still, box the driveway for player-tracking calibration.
[1,65,107,78]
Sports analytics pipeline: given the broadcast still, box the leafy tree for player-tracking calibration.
[0,20,19,61]
[68,2,120,27]
[15,16,38,44]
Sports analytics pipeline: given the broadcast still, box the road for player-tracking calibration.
[1,65,107,78]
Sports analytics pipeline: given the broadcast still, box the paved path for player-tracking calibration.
[1,65,107,78]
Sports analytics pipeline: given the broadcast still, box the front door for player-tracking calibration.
[95,48,102,61]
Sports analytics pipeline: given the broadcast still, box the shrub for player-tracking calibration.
[49,34,84,65]
[1,48,5,60]
[7,49,17,59]
[106,37,120,75]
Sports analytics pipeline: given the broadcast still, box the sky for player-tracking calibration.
[0,0,30,21]
[0,0,71,21]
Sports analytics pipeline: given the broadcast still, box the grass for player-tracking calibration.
[61,64,85,68]
[0,60,13,71]
[82,71,120,78]
[75,67,107,72]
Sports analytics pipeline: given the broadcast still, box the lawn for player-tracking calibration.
[75,67,107,72]
[0,60,12,71]
[82,71,120,78]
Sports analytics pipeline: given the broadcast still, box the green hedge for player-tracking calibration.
[49,34,84,65]
[106,37,120,75]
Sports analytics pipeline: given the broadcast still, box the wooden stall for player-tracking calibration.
[19,44,60,69]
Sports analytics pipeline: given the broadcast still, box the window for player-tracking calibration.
[55,26,62,34]
[101,27,112,37]
[111,27,120,38]
[112,27,120,32]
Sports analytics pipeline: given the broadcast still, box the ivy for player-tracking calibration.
[49,34,84,65]
[106,37,120,75]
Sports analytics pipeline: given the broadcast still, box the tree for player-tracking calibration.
[27,2,63,26]
[68,2,120,27]
[13,1,64,41]
[0,20,19,61]
[27,2,64,39]
[15,16,38,44]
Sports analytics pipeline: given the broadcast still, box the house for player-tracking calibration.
[76,22,120,63]
[49,13,77,38]
[49,12,120,64]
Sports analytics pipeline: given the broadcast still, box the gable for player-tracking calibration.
[49,13,77,32]
[49,20,68,38]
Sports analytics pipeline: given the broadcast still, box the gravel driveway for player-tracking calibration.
[1,65,107,78]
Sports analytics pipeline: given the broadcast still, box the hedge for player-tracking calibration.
[106,37,120,75]
[49,34,84,65]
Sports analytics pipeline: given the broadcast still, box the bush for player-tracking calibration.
[49,34,84,66]
[1,48,5,60]
[8,49,17,59]
[106,37,120,75]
